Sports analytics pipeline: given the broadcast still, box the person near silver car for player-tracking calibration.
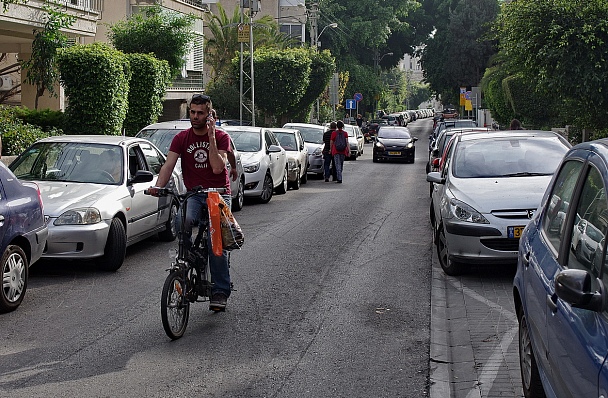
[331,120,350,183]
[323,121,337,182]
[148,94,235,312]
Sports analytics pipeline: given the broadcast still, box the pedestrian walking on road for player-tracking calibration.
[323,121,337,182]
[331,120,350,183]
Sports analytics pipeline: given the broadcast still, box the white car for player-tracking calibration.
[225,126,288,203]
[269,127,308,190]
[282,122,326,177]
[135,120,245,211]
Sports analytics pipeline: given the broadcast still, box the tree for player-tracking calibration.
[108,5,196,78]
[495,0,608,132]
[22,2,75,109]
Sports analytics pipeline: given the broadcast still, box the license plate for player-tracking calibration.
[507,226,525,239]
[388,151,401,156]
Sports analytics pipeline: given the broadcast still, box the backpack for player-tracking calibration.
[334,130,347,152]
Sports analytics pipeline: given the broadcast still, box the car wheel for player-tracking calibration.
[429,201,436,230]
[98,218,127,272]
[232,177,244,212]
[0,245,28,313]
[436,226,465,276]
[301,165,308,184]
[373,156,378,163]
[259,173,273,204]
[429,182,433,198]
[158,200,178,242]
[426,162,431,173]
[275,168,288,195]
[290,167,301,190]
[518,307,546,398]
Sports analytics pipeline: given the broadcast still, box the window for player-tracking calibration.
[139,143,164,175]
[280,24,303,41]
[543,160,584,252]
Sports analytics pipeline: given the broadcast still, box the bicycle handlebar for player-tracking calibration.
[144,185,227,198]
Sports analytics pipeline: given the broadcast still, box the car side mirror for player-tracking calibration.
[268,144,282,153]
[129,170,154,185]
[426,172,445,184]
[555,269,604,312]
[412,137,418,142]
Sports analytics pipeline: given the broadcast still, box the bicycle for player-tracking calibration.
[145,185,227,340]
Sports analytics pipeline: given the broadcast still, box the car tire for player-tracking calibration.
[259,173,273,204]
[426,162,431,173]
[290,167,301,190]
[518,307,546,398]
[301,167,308,184]
[158,201,178,242]
[232,177,244,212]
[373,156,378,163]
[275,168,288,195]
[98,218,127,272]
[436,226,465,276]
[0,245,28,313]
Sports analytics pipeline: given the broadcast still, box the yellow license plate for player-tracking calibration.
[508,226,525,239]
[388,151,401,155]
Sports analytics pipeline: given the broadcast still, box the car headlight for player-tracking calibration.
[449,199,489,224]
[54,208,102,225]
[312,147,323,156]
[243,162,260,173]
[406,142,414,148]
[375,142,385,150]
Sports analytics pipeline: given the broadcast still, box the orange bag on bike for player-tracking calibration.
[206,191,223,256]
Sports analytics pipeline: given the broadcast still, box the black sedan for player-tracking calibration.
[372,126,417,163]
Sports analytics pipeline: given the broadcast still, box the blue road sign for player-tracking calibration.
[346,99,356,109]
[354,92,363,102]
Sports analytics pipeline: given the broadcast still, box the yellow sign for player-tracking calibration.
[237,24,250,43]
[465,99,473,111]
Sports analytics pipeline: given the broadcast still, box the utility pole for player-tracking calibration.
[239,0,258,126]
[309,3,319,49]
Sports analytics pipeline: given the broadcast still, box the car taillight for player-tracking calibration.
[33,182,43,213]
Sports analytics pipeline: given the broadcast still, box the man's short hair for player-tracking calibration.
[191,94,211,106]
[329,121,337,129]
[336,120,344,129]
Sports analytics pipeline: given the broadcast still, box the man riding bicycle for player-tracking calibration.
[148,94,236,311]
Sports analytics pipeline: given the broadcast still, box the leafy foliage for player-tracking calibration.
[495,0,608,131]
[0,106,62,156]
[108,5,196,79]
[22,2,75,109]
[122,53,171,136]
[57,43,131,135]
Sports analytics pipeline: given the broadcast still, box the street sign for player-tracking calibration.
[345,99,356,110]
[354,92,363,102]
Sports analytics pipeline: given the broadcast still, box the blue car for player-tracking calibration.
[514,139,608,397]
[0,161,48,313]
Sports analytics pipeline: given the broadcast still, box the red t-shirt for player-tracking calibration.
[331,129,350,156]
[169,127,232,194]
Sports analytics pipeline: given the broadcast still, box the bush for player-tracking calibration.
[11,107,65,131]
[0,106,61,156]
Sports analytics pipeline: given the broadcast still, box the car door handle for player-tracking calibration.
[522,251,530,267]
[547,294,558,313]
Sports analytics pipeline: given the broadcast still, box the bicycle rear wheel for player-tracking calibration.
[161,271,190,339]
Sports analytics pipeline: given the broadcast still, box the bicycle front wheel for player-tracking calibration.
[161,271,190,340]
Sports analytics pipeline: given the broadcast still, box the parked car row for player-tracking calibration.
[426,123,608,396]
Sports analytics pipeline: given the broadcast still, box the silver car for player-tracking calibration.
[136,120,245,211]
[269,128,308,190]
[283,122,326,177]
[9,136,181,272]
[427,130,571,275]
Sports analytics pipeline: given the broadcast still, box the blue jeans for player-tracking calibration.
[176,193,232,297]
[333,154,345,181]
[323,153,335,180]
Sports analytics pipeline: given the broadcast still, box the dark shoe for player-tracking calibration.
[325,178,329,182]
[209,292,228,312]
[337,180,342,183]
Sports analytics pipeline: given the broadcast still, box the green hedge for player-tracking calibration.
[57,42,131,135]
[123,53,171,136]
[0,106,62,156]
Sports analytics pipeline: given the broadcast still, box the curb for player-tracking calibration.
[429,259,451,398]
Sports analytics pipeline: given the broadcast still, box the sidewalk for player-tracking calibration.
[429,255,524,398]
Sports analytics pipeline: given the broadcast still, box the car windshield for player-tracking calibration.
[274,132,298,151]
[378,129,411,139]
[227,131,261,152]
[10,142,124,185]
[137,128,178,155]
[288,126,324,144]
[452,137,568,178]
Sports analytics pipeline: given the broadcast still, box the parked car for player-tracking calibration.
[282,122,326,177]
[0,163,47,313]
[135,120,245,211]
[427,130,571,276]
[366,119,387,142]
[372,126,417,163]
[9,136,181,272]
[269,128,308,190]
[426,127,492,173]
[224,126,288,203]
[430,119,477,151]
[513,138,608,398]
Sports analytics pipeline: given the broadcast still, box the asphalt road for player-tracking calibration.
[0,119,436,397]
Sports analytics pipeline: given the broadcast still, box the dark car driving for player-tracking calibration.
[372,126,417,163]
